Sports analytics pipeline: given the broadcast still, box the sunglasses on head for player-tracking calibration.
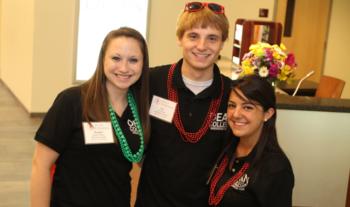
[184,2,225,14]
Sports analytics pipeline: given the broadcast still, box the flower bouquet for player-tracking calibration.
[239,42,297,85]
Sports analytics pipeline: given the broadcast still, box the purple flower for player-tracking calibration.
[285,53,296,66]
[265,49,273,59]
[269,64,279,77]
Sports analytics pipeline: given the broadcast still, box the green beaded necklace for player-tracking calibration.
[108,91,144,163]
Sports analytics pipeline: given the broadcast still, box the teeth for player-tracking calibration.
[196,53,209,57]
[116,74,131,77]
[234,121,246,126]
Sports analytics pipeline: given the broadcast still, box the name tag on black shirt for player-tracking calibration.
[149,95,177,123]
[82,122,114,144]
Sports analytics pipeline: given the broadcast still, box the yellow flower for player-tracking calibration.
[272,51,282,60]
[278,65,294,81]
[281,65,292,74]
[240,42,296,83]
[280,43,286,50]
[241,65,254,76]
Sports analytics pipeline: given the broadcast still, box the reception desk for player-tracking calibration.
[276,94,350,207]
[277,94,350,112]
[278,80,318,96]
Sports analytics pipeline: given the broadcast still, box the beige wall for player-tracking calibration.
[1,0,348,112]
[0,0,275,113]
[323,0,350,99]
[31,0,77,112]
[0,0,77,112]
[148,0,275,67]
[0,0,35,109]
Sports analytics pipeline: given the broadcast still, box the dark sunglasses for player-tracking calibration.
[184,2,225,14]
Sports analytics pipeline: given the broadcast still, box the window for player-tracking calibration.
[75,0,149,81]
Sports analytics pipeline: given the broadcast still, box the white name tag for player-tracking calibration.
[149,95,177,123]
[82,122,114,144]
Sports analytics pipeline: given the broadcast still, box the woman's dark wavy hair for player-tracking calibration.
[81,27,150,142]
[230,75,285,169]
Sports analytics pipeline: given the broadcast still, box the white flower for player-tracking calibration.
[258,66,269,77]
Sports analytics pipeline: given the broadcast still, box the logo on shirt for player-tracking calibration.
[127,119,140,135]
[210,112,227,131]
[231,173,249,191]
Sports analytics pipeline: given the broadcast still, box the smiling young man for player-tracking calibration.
[135,2,232,207]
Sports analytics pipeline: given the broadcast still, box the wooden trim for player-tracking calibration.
[284,0,295,37]
[232,19,282,64]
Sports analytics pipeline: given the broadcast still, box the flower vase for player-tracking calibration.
[271,81,287,94]
[271,80,277,88]
[271,81,280,94]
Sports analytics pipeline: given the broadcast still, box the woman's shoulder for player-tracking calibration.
[57,86,81,99]
[149,64,172,89]
[150,64,171,75]
[52,86,82,107]
[59,86,81,96]
[260,151,293,174]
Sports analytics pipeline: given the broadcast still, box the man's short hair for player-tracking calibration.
[176,7,229,41]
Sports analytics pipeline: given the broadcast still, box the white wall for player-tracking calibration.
[277,109,350,207]
[323,0,350,99]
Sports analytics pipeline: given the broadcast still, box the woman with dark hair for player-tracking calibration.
[208,75,294,206]
[30,27,150,207]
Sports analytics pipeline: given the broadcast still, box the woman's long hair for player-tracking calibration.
[230,75,285,169]
[80,27,150,142]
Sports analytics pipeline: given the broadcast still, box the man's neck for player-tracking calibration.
[181,62,215,81]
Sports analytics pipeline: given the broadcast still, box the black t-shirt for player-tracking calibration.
[213,139,294,207]
[35,86,140,207]
[136,59,232,207]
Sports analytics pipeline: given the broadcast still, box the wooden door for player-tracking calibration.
[275,0,332,82]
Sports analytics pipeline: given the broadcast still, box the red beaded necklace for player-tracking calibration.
[167,63,224,143]
[209,155,250,206]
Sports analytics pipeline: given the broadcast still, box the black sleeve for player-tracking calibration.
[260,169,294,207]
[256,155,295,207]
[34,87,80,153]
